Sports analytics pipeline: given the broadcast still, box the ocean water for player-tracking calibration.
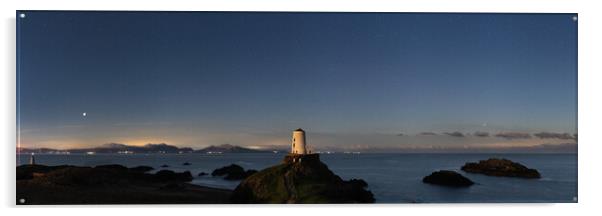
[17,153,577,203]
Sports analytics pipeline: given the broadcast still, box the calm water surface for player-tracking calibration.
[18,153,577,203]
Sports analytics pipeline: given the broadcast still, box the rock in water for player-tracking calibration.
[230,154,375,203]
[422,170,474,187]
[461,158,541,178]
[212,164,256,180]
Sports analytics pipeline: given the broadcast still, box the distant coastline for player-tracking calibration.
[16,143,279,155]
[16,142,577,155]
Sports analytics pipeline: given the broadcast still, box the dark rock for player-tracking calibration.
[246,169,258,176]
[461,158,541,178]
[95,164,128,170]
[18,165,191,186]
[16,164,232,204]
[182,162,191,166]
[129,166,154,173]
[212,164,256,180]
[231,154,375,204]
[422,170,474,187]
[198,172,208,176]
[17,165,157,187]
[212,164,244,176]
[224,169,258,180]
[348,179,369,188]
[159,182,186,191]
[154,170,193,182]
[160,164,169,168]
[16,164,76,180]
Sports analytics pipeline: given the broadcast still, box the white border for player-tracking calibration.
[2,0,601,215]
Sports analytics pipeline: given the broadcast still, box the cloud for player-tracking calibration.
[444,132,464,137]
[418,132,438,136]
[533,132,574,140]
[495,132,532,139]
[473,131,490,137]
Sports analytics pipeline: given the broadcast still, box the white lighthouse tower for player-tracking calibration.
[291,128,307,155]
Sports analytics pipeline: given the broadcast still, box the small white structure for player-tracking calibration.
[29,153,36,165]
[291,128,307,154]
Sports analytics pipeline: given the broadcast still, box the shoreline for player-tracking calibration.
[17,164,233,205]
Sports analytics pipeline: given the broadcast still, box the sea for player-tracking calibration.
[17,153,577,203]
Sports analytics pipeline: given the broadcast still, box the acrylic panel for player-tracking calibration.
[16,11,578,204]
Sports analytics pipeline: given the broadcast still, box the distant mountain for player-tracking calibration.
[18,143,194,154]
[17,143,268,154]
[17,148,68,154]
[70,143,194,154]
[194,144,270,153]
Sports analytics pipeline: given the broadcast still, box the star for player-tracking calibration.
[82,112,87,117]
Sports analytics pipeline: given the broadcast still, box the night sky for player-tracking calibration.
[17,12,577,150]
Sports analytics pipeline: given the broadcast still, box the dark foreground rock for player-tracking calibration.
[17,164,76,180]
[154,170,193,182]
[423,170,474,187]
[212,164,257,180]
[16,164,231,204]
[129,165,154,173]
[230,154,375,204]
[461,158,541,178]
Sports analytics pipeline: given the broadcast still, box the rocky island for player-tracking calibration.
[423,170,474,187]
[461,158,541,178]
[212,164,258,180]
[230,153,374,203]
[16,164,232,204]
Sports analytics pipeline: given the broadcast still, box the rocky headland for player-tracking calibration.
[230,154,375,204]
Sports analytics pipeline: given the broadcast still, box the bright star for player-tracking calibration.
[82,112,87,117]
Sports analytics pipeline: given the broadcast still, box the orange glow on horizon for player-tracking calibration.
[116,138,174,146]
